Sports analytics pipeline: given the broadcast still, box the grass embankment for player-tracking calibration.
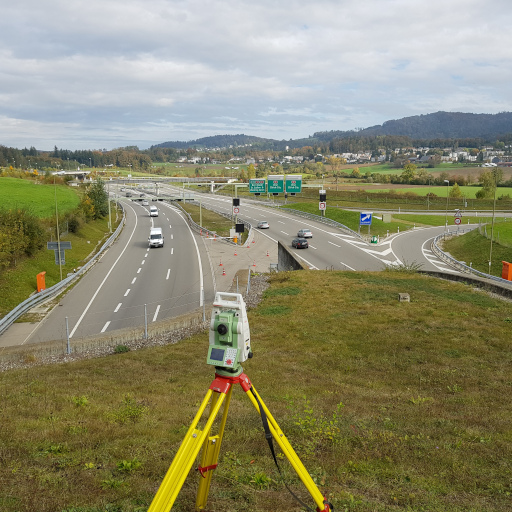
[443,224,512,276]
[179,201,248,244]
[1,271,511,511]
[0,177,122,316]
[0,177,80,217]
[0,215,120,317]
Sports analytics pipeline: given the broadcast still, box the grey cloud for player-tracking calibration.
[1,0,512,149]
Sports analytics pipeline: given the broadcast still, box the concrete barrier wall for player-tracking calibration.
[0,308,208,366]
[277,240,309,271]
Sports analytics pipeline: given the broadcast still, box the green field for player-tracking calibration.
[0,177,80,217]
[363,186,512,199]
[1,271,511,512]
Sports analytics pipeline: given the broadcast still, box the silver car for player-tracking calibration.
[257,220,270,229]
[297,228,312,238]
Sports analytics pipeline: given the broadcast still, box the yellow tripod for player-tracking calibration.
[148,370,332,512]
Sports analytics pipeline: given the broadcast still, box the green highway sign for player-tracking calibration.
[268,175,284,194]
[285,175,302,194]
[249,179,266,194]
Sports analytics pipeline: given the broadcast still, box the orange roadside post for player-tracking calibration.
[37,271,46,292]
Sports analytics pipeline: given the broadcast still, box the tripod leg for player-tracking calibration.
[148,388,227,512]
[245,383,330,512]
[196,384,234,510]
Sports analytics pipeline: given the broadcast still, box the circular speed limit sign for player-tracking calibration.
[454,217,461,225]
[233,207,240,214]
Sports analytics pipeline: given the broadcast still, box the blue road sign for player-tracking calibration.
[360,212,373,225]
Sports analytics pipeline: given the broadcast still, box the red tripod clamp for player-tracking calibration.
[197,463,218,478]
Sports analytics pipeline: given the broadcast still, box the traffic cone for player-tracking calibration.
[222,268,226,276]
[219,259,223,266]
[253,260,256,267]
[266,250,269,257]
[252,239,255,243]
[234,249,237,256]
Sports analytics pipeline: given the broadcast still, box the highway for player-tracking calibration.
[22,197,215,344]
[3,181,480,346]
[161,184,473,273]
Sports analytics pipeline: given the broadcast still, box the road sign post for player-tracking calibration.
[268,175,284,195]
[285,175,302,195]
[359,212,373,235]
[47,241,72,265]
[249,179,266,195]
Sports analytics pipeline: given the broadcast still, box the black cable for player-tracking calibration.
[250,387,333,512]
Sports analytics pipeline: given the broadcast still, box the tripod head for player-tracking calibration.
[207,292,252,376]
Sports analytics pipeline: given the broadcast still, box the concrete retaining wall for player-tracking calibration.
[277,240,310,271]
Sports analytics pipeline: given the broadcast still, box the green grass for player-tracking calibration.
[179,201,248,244]
[1,271,511,511]
[443,225,512,276]
[364,186,512,199]
[0,177,80,217]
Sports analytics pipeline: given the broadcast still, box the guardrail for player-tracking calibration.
[431,228,512,286]
[0,204,126,337]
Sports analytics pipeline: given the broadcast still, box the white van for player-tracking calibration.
[148,227,164,248]
[150,205,158,217]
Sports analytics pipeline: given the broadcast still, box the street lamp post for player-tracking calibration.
[488,170,498,274]
[444,179,450,230]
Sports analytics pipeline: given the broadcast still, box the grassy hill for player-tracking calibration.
[1,270,510,512]
[0,177,80,217]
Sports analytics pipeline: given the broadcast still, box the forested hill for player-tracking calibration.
[313,112,512,141]
[152,111,512,150]
[151,134,282,150]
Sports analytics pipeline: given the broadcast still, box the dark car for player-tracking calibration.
[292,237,308,249]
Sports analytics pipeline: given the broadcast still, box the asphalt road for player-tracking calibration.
[22,198,215,344]
[1,182,483,347]
[164,185,473,272]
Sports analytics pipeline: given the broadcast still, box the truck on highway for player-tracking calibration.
[148,227,164,248]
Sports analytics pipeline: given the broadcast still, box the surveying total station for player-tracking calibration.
[148,292,333,512]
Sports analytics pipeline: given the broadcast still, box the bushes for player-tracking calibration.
[0,207,45,269]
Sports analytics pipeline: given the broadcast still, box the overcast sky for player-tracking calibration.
[1,0,511,151]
